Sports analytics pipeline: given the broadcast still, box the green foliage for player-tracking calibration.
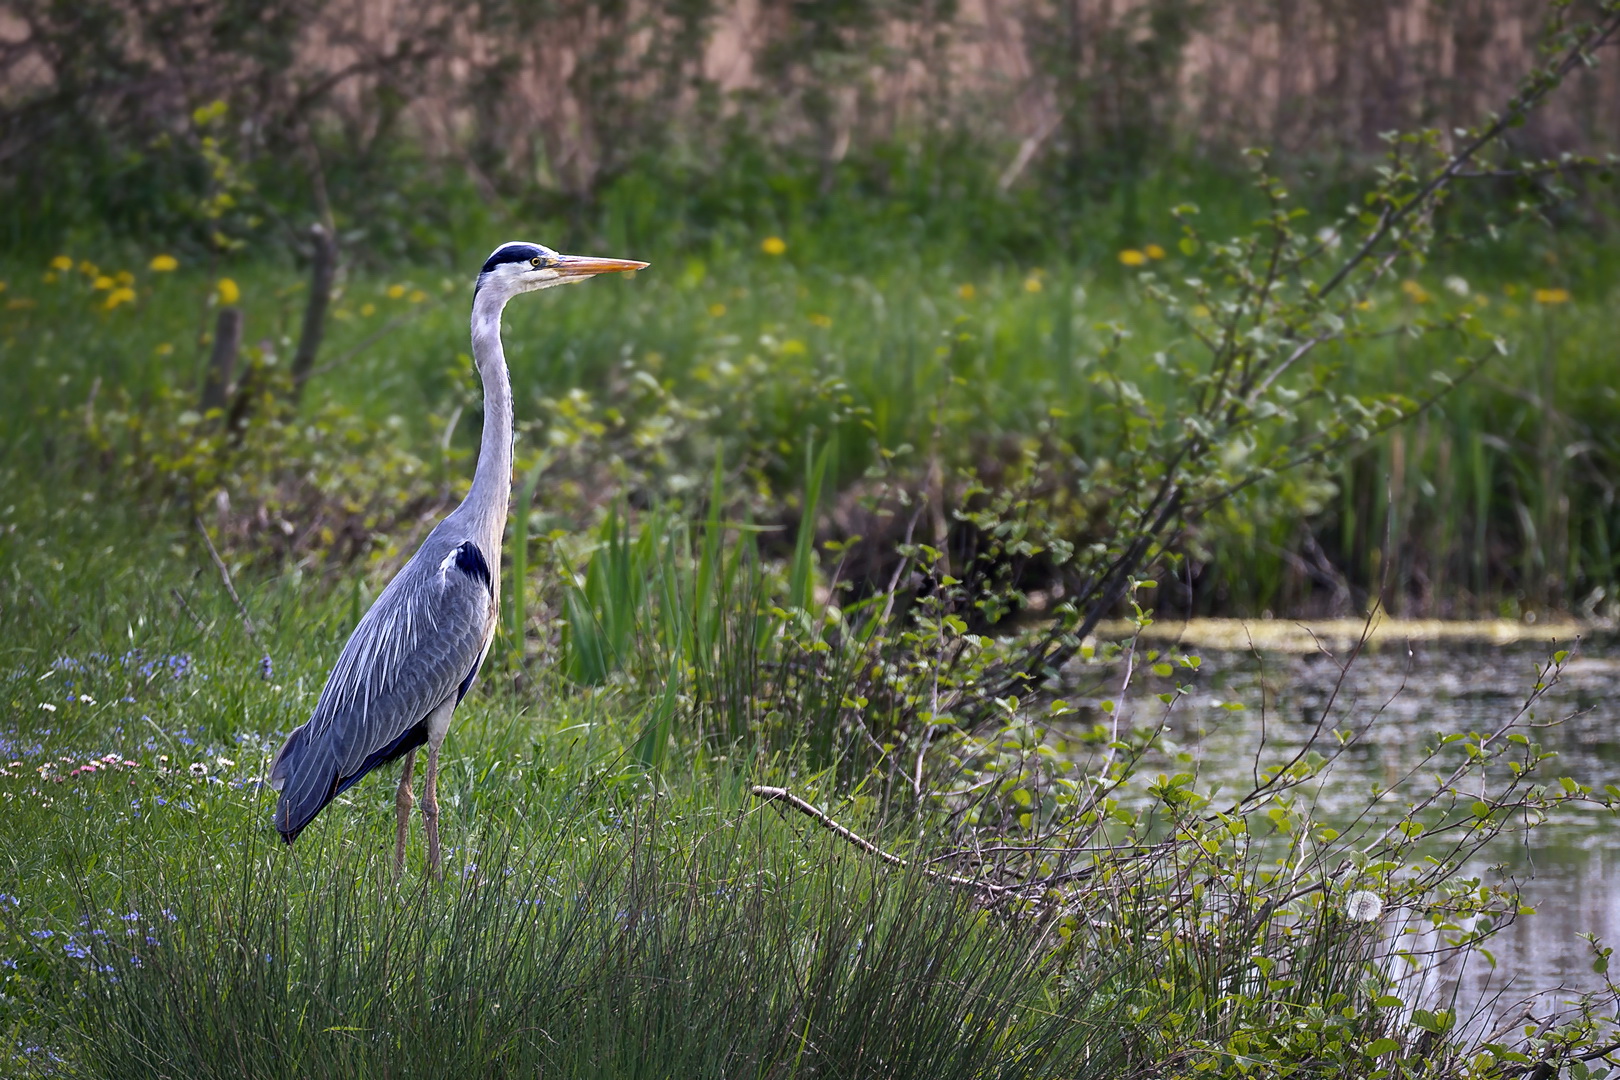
[4,8,1620,1074]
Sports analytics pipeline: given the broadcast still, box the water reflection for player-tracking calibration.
[1067,629,1619,1023]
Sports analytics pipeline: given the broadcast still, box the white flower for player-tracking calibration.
[216,756,236,768]
[189,762,208,777]
[1346,890,1384,923]
[38,703,56,712]
[1444,275,1470,297]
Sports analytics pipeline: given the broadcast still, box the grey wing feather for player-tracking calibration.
[271,535,496,841]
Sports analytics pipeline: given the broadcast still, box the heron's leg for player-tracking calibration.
[394,750,416,879]
[422,744,442,881]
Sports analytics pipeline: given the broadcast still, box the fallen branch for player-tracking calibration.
[749,785,1021,900]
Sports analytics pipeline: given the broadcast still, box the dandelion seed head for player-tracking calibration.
[1346,890,1384,923]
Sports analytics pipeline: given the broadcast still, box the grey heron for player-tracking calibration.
[270,241,647,877]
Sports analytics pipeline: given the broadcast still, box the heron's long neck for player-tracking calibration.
[464,288,515,550]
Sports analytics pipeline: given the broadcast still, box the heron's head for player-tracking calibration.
[475,241,647,300]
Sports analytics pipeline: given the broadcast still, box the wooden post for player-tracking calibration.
[199,307,243,419]
[290,222,338,402]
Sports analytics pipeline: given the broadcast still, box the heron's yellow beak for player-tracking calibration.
[552,254,649,279]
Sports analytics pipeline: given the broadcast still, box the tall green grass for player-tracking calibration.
[50,783,1137,1079]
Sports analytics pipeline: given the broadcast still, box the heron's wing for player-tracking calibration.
[271,538,496,841]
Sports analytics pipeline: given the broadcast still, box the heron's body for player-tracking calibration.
[270,241,645,875]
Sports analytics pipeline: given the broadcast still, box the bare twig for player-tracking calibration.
[749,785,1022,899]
[195,517,273,679]
[169,587,209,635]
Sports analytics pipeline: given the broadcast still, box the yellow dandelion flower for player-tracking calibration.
[149,254,179,272]
[387,284,406,299]
[104,287,136,310]
[92,275,115,291]
[43,272,58,284]
[408,289,427,304]
[50,255,73,272]
[760,236,787,256]
[957,283,976,301]
[1356,299,1375,311]
[708,302,727,318]
[154,342,174,356]
[1191,304,1211,318]
[1400,280,1430,304]
[216,278,240,305]
[1144,244,1166,260]
[360,302,376,318]
[115,270,135,286]
[78,260,98,276]
[1533,287,1570,305]
[1118,249,1147,267]
[1023,276,1043,293]
[809,312,832,328]
[780,338,807,357]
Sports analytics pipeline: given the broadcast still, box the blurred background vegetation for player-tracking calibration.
[2,0,1618,621]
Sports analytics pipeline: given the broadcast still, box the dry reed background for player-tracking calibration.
[4,0,1618,205]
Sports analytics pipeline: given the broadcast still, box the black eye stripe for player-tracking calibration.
[480,244,546,275]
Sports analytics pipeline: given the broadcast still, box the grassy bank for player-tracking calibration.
[5,153,1620,1072]
[3,485,1616,1077]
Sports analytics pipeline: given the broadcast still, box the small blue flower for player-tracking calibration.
[2,958,16,969]
[29,929,54,940]
[161,909,177,922]
[63,939,90,960]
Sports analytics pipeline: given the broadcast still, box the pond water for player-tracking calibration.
[1072,623,1620,1030]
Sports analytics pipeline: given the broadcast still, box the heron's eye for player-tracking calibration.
[530,257,544,268]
